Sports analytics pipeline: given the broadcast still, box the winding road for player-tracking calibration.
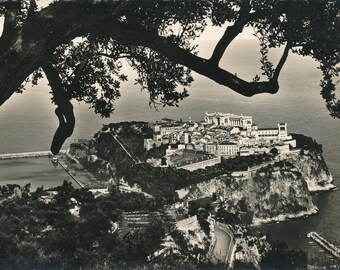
[212,223,234,264]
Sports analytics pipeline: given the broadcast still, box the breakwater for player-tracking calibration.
[0,150,66,160]
[307,231,340,260]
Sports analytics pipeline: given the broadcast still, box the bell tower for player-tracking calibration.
[278,123,288,139]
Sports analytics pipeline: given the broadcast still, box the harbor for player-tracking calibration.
[0,150,96,190]
[0,155,73,190]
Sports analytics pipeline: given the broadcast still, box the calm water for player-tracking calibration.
[0,39,339,253]
[0,157,74,190]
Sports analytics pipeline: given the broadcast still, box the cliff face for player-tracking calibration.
[181,166,317,225]
[178,146,335,225]
[286,150,334,192]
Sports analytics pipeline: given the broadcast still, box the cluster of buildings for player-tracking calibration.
[144,112,296,172]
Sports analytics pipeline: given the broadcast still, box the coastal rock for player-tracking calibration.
[286,150,335,192]
[233,235,269,269]
[179,159,325,225]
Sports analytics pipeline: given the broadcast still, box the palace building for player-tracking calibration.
[240,123,291,141]
[205,112,253,128]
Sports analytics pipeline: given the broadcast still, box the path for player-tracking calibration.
[57,160,84,188]
[110,133,142,164]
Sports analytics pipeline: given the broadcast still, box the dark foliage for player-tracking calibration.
[261,240,308,270]
[122,152,272,199]
[291,133,323,151]
[92,122,153,171]
[216,205,241,225]
[4,0,335,117]
[0,181,168,269]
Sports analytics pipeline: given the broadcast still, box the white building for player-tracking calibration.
[204,143,217,155]
[204,141,239,157]
[240,123,292,141]
[284,139,297,148]
[166,145,178,156]
[160,125,182,137]
[144,138,162,150]
[205,112,253,128]
[217,142,239,157]
[239,148,255,156]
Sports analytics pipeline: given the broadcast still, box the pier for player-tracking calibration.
[307,231,340,260]
[0,150,66,160]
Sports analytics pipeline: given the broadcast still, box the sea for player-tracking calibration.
[0,39,339,257]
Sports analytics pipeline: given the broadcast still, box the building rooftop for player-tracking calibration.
[170,150,215,167]
[219,141,237,145]
[160,124,182,128]
[258,128,278,131]
[205,112,252,118]
[173,156,215,168]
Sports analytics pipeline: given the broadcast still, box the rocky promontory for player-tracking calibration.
[286,150,334,192]
[177,147,334,226]
[69,122,335,227]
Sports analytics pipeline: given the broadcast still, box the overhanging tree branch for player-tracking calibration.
[41,61,68,105]
[273,41,291,81]
[0,0,283,109]
[103,25,279,97]
[0,2,118,107]
[41,61,75,155]
[209,2,251,66]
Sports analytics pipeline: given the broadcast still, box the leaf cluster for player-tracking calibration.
[0,181,169,269]
[3,0,338,118]
[250,1,339,115]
